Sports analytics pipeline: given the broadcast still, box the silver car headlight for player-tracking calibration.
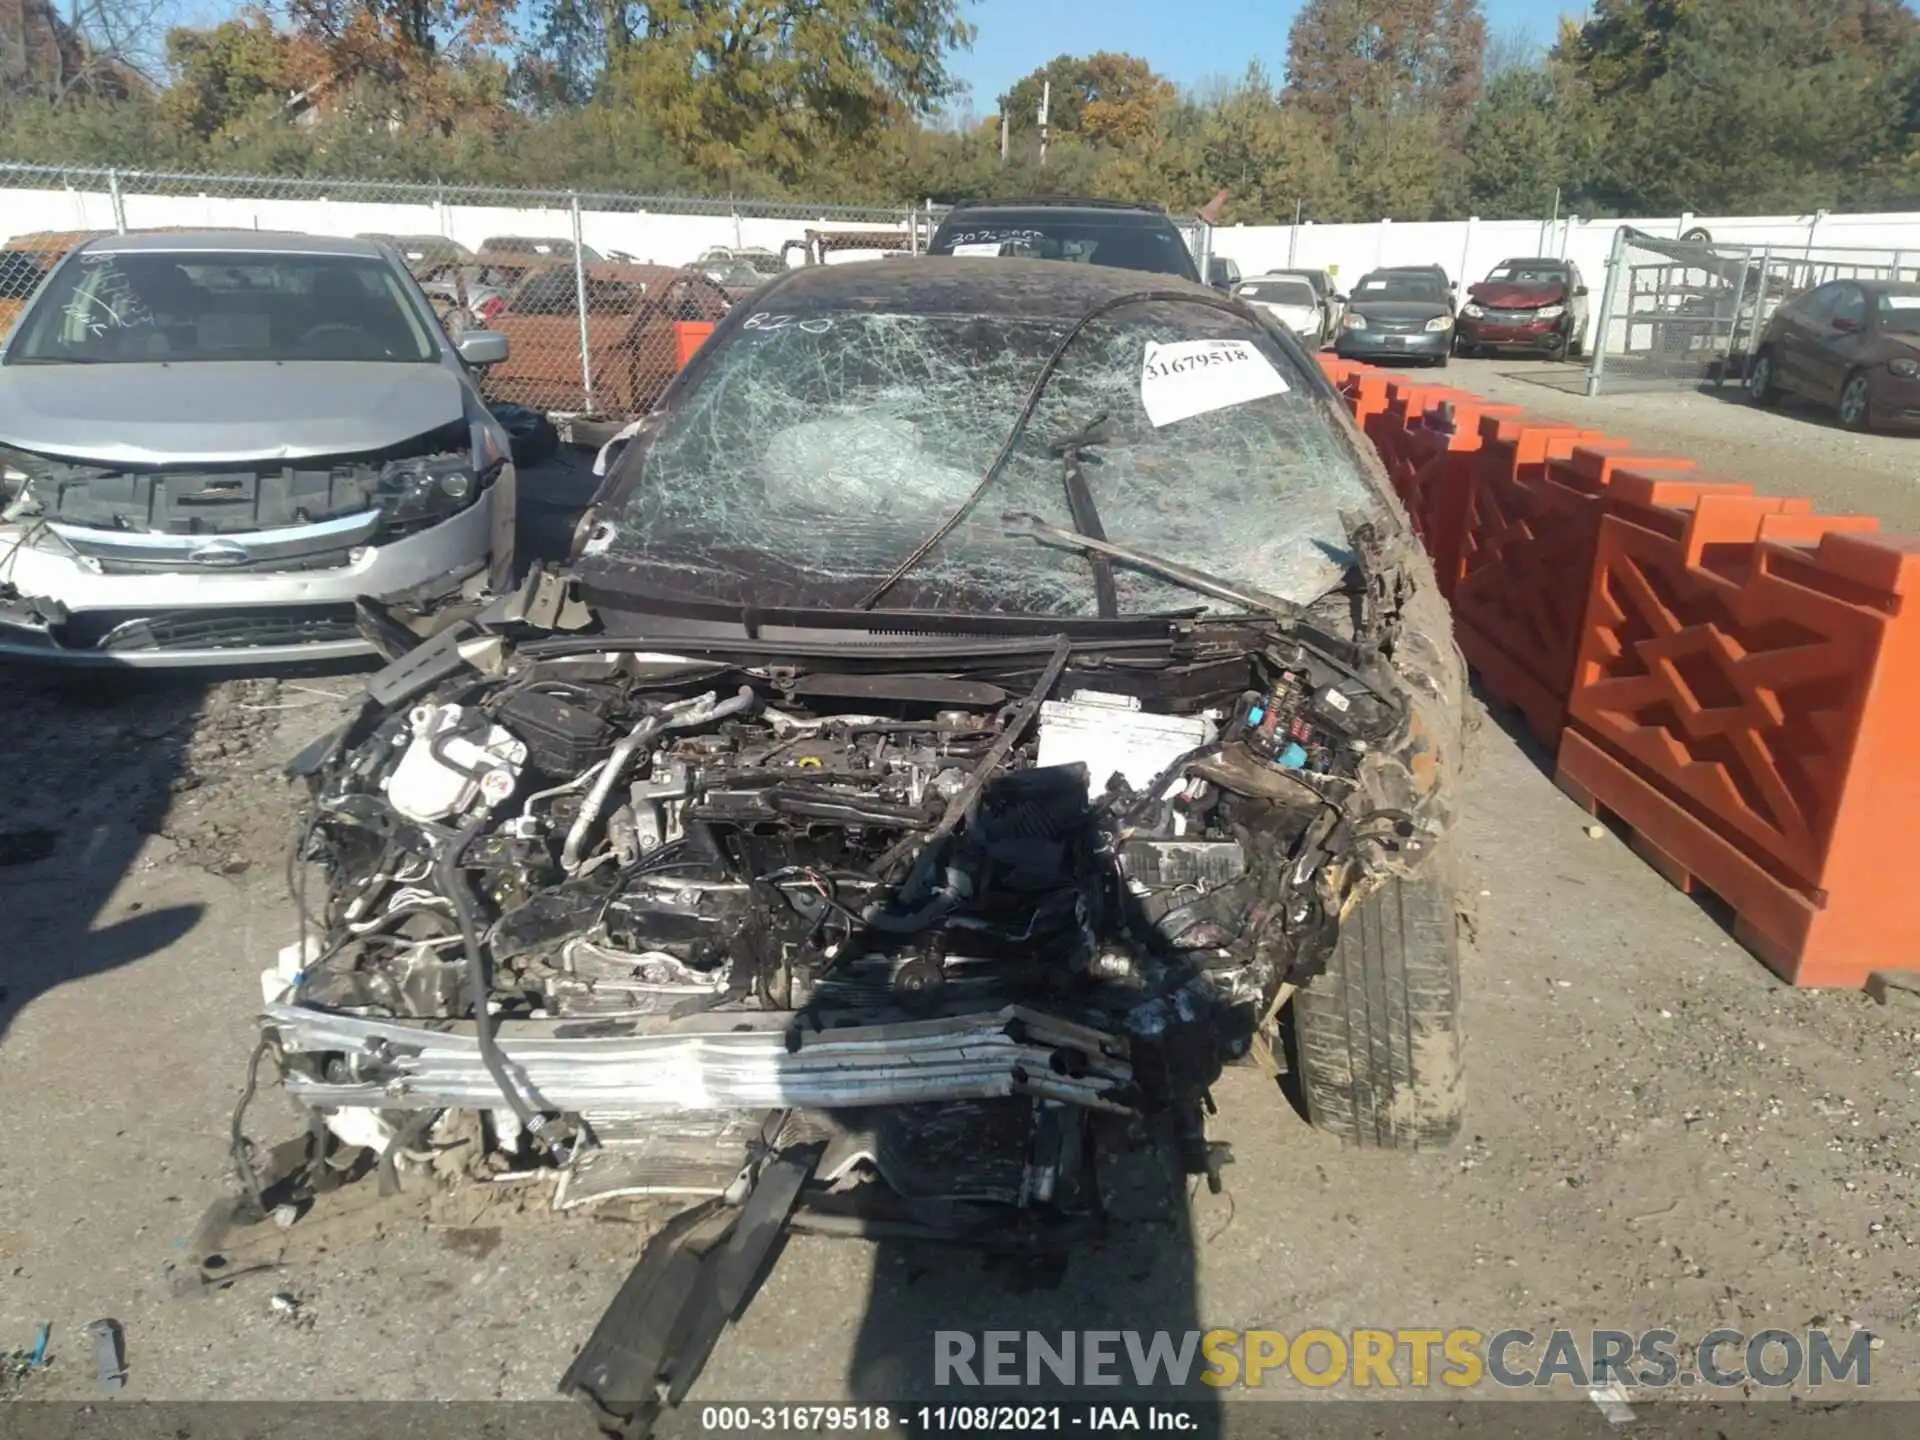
[373,455,500,533]
[1533,304,1567,319]
[1342,314,1369,331]
[1425,315,1454,332]
[1460,303,1485,319]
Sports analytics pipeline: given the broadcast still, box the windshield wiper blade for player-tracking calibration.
[1001,511,1303,624]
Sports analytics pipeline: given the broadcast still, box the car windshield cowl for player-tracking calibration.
[588,291,1385,622]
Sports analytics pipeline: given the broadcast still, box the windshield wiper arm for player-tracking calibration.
[1049,413,1118,619]
[1001,511,1303,624]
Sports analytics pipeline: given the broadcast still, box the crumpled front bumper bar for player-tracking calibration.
[264,1003,1135,1117]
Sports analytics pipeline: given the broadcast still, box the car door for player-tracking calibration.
[1773,283,1842,397]
[1807,283,1870,403]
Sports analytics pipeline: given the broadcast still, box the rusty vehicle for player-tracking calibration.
[779,227,917,268]
[478,261,732,416]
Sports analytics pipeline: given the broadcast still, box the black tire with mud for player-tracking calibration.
[1293,858,1463,1149]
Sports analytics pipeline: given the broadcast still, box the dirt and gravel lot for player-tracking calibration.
[1,383,1915,1424]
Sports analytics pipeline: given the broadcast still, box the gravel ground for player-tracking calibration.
[1443,356,1920,530]
[1,403,1915,1422]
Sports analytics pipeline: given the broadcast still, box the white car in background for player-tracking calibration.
[1235,275,1329,347]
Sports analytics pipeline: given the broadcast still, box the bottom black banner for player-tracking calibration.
[0,1401,1909,1440]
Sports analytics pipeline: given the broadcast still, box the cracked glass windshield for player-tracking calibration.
[599,297,1381,616]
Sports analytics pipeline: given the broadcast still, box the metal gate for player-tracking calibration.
[1586,229,1920,396]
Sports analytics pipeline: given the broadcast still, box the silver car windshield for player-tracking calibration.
[597,300,1381,616]
[7,251,438,365]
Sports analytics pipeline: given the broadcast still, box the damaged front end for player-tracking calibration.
[233,260,1467,1430]
[238,565,1456,1415]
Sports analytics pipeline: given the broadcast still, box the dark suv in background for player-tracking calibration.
[928,197,1201,282]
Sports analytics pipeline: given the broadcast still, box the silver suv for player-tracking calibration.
[0,231,516,667]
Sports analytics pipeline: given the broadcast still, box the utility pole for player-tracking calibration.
[1000,111,1009,166]
[1038,80,1051,169]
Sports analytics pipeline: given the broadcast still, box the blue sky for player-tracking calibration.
[950,0,1584,112]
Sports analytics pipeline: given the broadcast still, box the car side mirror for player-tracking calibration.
[1333,293,1348,304]
[457,330,509,365]
[1575,286,1589,297]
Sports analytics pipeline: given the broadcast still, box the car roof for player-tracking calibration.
[1858,279,1920,295]
[947,195,1169,215]
[79,230,386,258]
[754,256,1221,317]
[1494,257,1568,266]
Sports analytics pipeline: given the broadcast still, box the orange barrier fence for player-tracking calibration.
[1326,358,1920,989]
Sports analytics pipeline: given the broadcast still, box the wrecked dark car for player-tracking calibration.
[236,258,1468,1431]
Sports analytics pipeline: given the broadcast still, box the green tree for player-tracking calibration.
[1284,0,1487,130]
[999,52,1178,146]
[607,0,974,184]
[1183,64,1345,222]
[160,16,296,142]
[1561,0,1919,213]
[1461,60,1599,218]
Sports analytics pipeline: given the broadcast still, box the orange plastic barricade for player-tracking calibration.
[1449,440,1758,747]
[1342,368,1405,432]
[1316,354,1356,388]
[1556,494,1912,988]
[1363,379,1462,494]
[1389,396,1525,594]
[671,320,715,369]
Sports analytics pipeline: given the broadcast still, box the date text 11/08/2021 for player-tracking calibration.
[697,1407,1198,1434]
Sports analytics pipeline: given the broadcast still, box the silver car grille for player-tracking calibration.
[49,510,380,575]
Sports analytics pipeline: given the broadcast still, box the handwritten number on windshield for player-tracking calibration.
[743,312,833,335]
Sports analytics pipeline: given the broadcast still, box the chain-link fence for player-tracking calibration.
[1584,227,1920,395]
[0,161,951,420]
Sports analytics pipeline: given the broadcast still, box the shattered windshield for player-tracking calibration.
[594,299,1382,616]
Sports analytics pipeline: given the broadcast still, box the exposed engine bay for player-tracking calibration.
[237,540,1459,1430]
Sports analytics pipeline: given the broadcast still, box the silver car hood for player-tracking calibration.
[0,361,467,466]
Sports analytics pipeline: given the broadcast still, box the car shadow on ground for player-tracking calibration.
[0,669,211,1045]
[842,1147,1222,1432]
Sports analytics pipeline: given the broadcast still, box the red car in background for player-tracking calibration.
[1456,257,1590,359]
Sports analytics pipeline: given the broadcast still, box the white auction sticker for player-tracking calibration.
[1140,339,1289,427]
[950,242,1006,258]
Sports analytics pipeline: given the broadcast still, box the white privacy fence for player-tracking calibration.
[1203,212,1920,298]
[9,161,1920,284]
[0,165,932,265]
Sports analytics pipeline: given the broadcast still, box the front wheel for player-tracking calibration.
[1838,371,1874,432]
[1746,349,1780,407]
[1292,857,1463,1149]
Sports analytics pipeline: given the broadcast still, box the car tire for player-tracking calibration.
[1293,857,1463,1150]
[1433,350,1450,369]
[1746,349,1780,407]
[1838,370,1875,432]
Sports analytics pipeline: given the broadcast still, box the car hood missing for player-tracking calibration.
[0,361,467,466]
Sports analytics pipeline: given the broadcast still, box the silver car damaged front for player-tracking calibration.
[0,233,515,666]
